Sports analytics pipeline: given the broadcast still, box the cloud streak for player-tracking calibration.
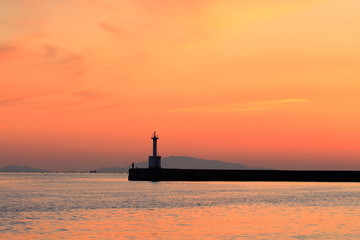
[40,45,85,66]
[0,97,29,106]
[72,90,107,100]
[99,22,128,36]
[168,99,310,113]
[0,44,16,54]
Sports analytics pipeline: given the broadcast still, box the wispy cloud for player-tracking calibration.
[94,98,310,114]
[0,44,18,62]
[0,97,28,106]
[41,45,84,65]
[99,22,128,36]
[0,44,16,54]
[256,99,309,104]
[72,90,107,100]
[168,99,310,113]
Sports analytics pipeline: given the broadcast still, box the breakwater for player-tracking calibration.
[128,168,360,182]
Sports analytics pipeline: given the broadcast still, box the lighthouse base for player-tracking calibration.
[148,156,161,168]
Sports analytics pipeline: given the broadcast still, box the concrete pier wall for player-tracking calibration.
[128,168,360,182]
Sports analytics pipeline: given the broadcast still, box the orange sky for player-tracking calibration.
[1,0,360,171]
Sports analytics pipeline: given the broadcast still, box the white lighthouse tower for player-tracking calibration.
[149,131,161,168]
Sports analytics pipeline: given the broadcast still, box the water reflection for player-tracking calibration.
[0,173,359,239]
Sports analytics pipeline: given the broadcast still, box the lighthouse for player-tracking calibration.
[148,131,161,168]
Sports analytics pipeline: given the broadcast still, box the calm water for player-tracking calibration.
[0,173,359,239]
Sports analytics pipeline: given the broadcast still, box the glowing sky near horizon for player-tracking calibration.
[1,0,360,171]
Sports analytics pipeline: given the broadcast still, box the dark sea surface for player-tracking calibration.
[0,173,359,239]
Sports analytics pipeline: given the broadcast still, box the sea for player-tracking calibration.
[0,173,359,240]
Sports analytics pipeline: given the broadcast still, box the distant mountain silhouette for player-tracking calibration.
[131,156,253,169]
[95,156,267,172]
[0,165,46,172]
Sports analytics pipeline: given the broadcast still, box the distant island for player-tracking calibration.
[0,165,47,172]
[0,156,262,173]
